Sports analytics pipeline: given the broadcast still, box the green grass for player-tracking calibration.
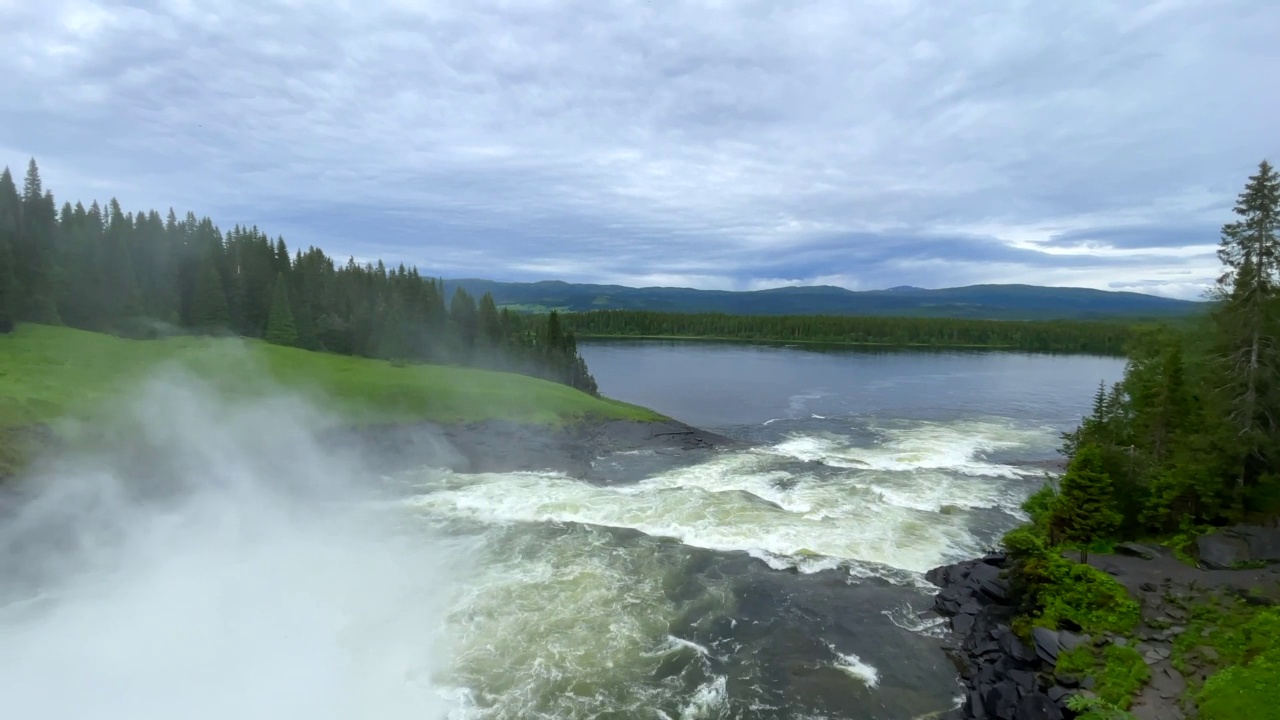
[1167,596,1280,720]
[1054,643,1148,710]
[0,324,662,447]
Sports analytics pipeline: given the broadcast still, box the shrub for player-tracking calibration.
[1097,645,1150,709]
[1018,553,1141,635]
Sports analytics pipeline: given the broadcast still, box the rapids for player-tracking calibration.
[0,343,1124,720]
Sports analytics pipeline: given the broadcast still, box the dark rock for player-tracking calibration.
[1164,606,1187,621]
[996,628,1039,666]
[1059,631,1089,651]
[1114,636,1129,647]
[1046,685,1071,704]
[1009,669,1037,695]
[969,562,1011,602]
[971,636,1001,657]
[1233,524,1280,563]
[982,681,1020,720]
[1117,542,1158,560]
[1015,692,1064,720]
[1197,645,1219,663]
[1032,627,1060,663]
[935,588,966,615]
[960,600,983,615]
[977,661,999,689]
[952,612,975,636]
[981,552,1008,566]
[967,689,988,719]
[925,566,949,587]
[1081,675,1096,690]
[1140,581,1159,593]
[1197,532,1249,569]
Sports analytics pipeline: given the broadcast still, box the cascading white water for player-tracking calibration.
[0,343,1110,720]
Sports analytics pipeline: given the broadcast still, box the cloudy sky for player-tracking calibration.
[2,0,1277,298]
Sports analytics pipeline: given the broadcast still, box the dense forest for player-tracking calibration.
[1038,159,1280,542]
[564,310,1137,355]
[0,160,597,394]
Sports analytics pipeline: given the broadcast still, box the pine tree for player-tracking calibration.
[1050,444,1122,563]
[1212,159,1280,510]
[264,273,298,346]
[0,236,16,332]
[191,263,230,330]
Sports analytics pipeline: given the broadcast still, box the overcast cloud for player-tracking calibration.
[2,0,1277,298]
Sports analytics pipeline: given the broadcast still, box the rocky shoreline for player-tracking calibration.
[927,536,1280,720]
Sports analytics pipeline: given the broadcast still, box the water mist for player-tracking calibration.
[0,369,463,720]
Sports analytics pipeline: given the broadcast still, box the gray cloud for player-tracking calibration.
[2,0,1277,299]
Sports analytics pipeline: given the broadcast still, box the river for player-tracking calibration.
[411,342,1125,719]
[0,341,1125,720]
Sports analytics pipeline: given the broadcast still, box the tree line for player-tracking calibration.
[0,159,597,395]
[563,310,1137,355]
[1034,159,1280,551]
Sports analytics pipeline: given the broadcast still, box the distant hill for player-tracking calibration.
[441,280,1203,321]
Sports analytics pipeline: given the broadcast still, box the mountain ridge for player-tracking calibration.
[441,279,1203,321]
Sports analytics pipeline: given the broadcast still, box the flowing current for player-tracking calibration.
[0,342,1123,719]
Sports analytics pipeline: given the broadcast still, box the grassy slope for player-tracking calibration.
[0,324,661,444]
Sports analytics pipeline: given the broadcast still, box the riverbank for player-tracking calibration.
[0,324,675,479]
[928,537,1280,720]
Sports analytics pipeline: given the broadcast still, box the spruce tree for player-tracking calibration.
[1212,159,1280,510]
[191,264,230,330]
[0,237,16,332]
[264,273,298,346]
[1050,444,1121,563]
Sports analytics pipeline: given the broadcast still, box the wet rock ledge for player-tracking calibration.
[926,553,1071,720]
[925,542,1280,720]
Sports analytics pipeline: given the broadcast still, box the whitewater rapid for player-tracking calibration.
[405,416,1053,719]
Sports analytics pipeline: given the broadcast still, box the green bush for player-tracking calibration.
[1023,480,1060,527]
[1002,524,1048,560]
[1097,645,1150,709]
[1019,553,1141,635]
[1055,645,1096,676]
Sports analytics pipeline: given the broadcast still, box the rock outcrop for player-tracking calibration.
[926,553,1066,720]
[1195,524,1280,569]
[927,552,1197,720]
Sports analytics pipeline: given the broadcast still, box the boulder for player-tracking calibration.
[1015,692,1065,720]
[935,588,966,615]
[1116,542,1158,560]
[1197,532,1249,569]
[1059,631,1090,652]
[968,562,1011,602]
[1235,524,1280,563]
[1032,627,1060,663]
[952,612,975,636]
[967,690,989,719]
[982,680,1020,720]
[1009,668,1037,694]
[996,628,1039,666]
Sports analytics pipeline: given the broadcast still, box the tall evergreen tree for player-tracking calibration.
[1212,159,1280,508]
[0,235,16,332]
[1050,444,1122,563]
[191,263,230,330]
[264,273,298,346]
